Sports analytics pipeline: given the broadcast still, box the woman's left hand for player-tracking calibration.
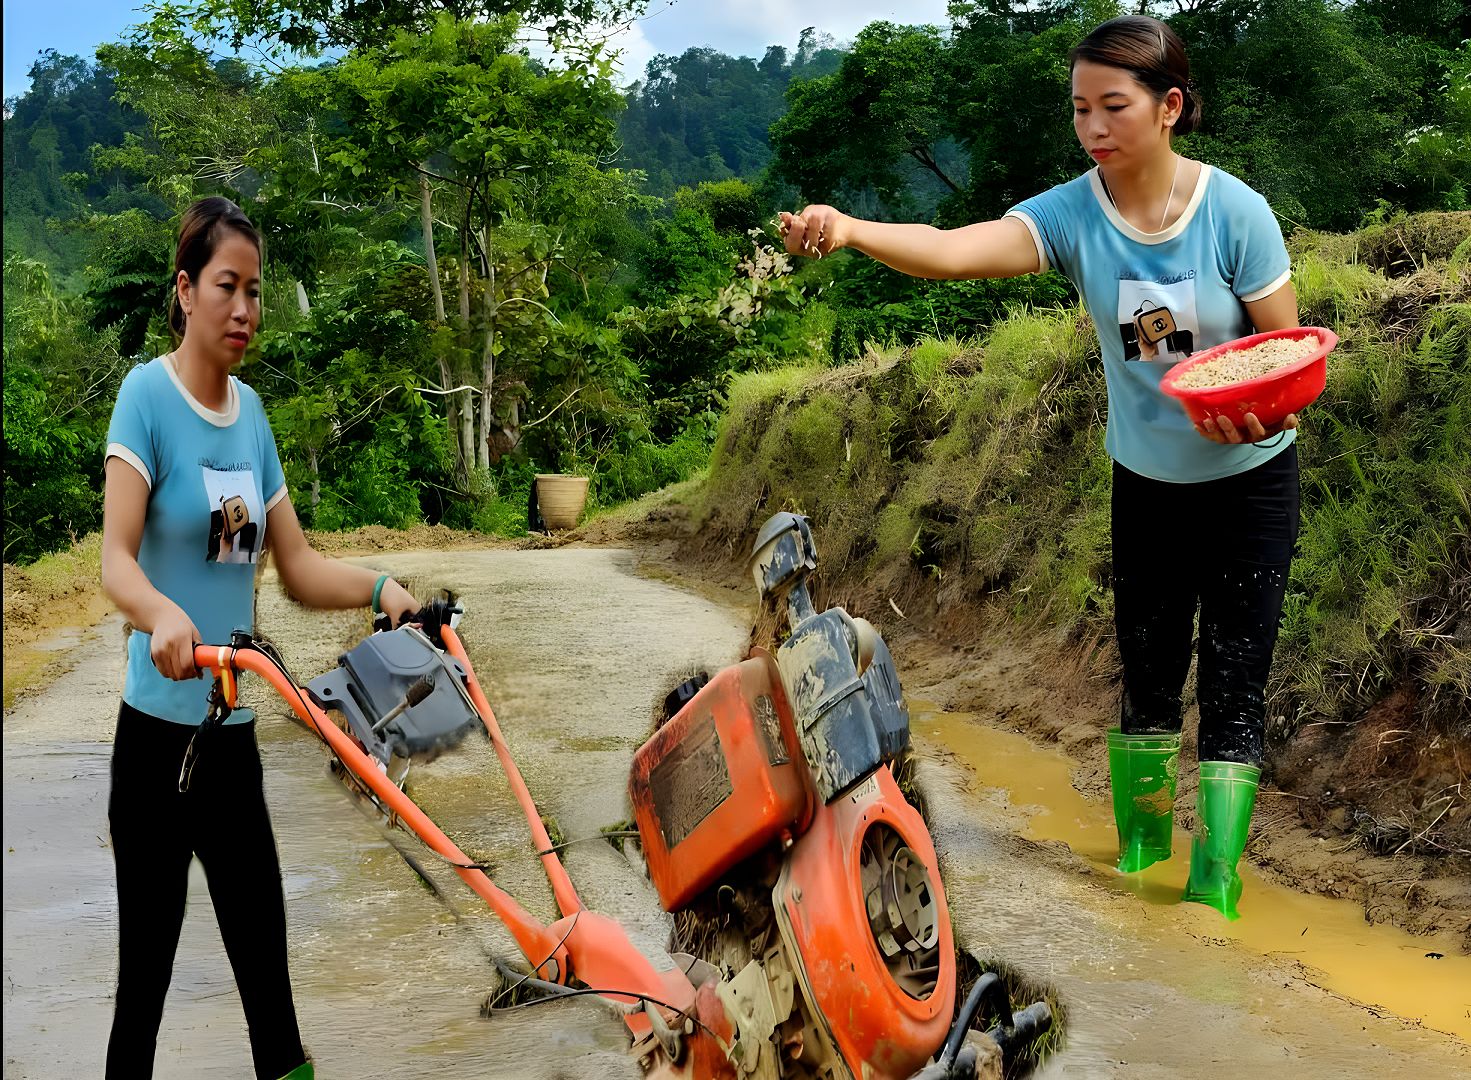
[1195,412,1298,444]
[378,578,421,627]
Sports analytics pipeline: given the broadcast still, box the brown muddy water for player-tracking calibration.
[4,547,1468,1078]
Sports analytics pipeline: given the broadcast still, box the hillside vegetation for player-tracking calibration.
[695,211,1470,852]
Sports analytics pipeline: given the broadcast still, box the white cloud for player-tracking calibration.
[609,0,954,82]
[602,20,659,85]
[543,2,932,90]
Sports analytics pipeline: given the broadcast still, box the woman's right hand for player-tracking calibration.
[779,205,850,259]
[151,605,202,681]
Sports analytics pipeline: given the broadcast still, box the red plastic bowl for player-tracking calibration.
[1161,327,1338,431]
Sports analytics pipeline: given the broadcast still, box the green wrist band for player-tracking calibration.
[371,573,390,614]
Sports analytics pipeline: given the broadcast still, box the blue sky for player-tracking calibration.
[3,0,954,99]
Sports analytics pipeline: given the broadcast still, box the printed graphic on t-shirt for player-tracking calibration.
[201,464,264,564]
[1118,275,1198,363]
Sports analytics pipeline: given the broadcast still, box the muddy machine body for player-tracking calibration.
[192,514,1048,1079]
[628,513,959,1078]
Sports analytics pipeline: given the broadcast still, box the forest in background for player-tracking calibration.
[3,0,1468,568]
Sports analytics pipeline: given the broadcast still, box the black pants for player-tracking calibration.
[107,702,305,1079]
[1112,444,1300,766]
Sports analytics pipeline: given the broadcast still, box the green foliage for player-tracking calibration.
[125,0,648,56]
[637,207,738,304]
[1395,40,1471,209]
[767,1,1466,231]
[250,242,443,530]
[618,31,844,198]
[2,365,105,563]
[772,5,1096,224]
[7,0,1466,601]
[586,419,715,508]
[772,22,964,211]
[78,208,174,355]
[821,254,1075,359]
[2,257,127,562]
[674,179,763,237]
[2,51,153,282]
[1176,0,1465,229]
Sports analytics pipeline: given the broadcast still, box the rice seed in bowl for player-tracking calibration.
[1173,335,1321,389]
[1161,327,1338,431]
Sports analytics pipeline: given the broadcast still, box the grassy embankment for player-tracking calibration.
[693,210,1471,858]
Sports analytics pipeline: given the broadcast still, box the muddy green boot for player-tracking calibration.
[277,1063,314,1080]
[1182,761,1261,920]
[1107,728,1181,873]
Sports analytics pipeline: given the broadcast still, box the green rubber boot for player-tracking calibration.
[1182,761,1261,920]
[277,1062,314,1080]
[1107,728,1181,873]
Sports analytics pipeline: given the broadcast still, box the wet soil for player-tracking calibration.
[5,531,1468,1076]
[3,549,750,1079]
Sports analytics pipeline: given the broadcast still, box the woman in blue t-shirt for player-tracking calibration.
[780,15,1299,920]
[100,197,421,1078]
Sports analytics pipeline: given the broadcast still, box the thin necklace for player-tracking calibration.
[1101,154,1182,232]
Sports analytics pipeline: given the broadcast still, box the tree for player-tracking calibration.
[126,0,648,57]
[617,33,843,197]
[275,14,630,474]
[771,22,964,212]
[2,256,129,561]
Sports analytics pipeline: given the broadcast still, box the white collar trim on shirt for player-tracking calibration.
[160,352,240,427]
[1089,162,1212,245]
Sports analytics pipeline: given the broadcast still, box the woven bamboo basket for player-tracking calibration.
[535,474,589,530]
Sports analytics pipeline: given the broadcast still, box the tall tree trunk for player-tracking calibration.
[458,215,475,476]
[421,170,462,486]
[308,446,320,510]
[478,226,495,472]
[420,171,446,323]
[904,144,963,194]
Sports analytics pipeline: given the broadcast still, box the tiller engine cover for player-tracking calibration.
[306,626,481,764]
[773,763,955,1079]
[630,655,817,912]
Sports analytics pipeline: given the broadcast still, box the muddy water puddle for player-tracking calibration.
[910,700,1470,1074]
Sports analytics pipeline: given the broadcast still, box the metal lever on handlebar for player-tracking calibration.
[372,590,464,645]
[371,675,436,734]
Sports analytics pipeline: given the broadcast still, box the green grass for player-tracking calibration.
[6,531,103,601]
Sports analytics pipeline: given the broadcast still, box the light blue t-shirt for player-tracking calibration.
[106,356,287,725]
[1007,164,1294,483]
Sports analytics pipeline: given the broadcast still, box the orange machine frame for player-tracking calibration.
[193,635,734,1070]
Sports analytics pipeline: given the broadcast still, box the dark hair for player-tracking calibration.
[1070,15,1201,137]
[168,196,262,342]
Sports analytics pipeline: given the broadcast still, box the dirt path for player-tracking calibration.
[4,543,1468,1077]
[3,548,750,1079]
